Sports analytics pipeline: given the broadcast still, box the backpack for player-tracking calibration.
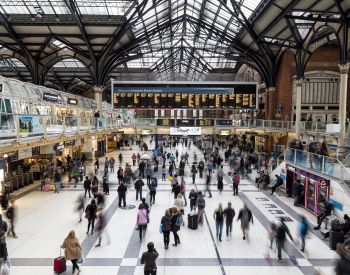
[176,215,183,227]
[197,197,205,208]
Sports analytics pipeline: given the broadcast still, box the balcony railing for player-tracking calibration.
[284,148,350,187]
[0,113,347,145]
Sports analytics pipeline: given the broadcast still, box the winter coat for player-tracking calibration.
[161,216,172,232]
[137,209,149,225]
[61,237,82,261]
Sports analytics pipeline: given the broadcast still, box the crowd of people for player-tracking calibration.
[2,134,349,275]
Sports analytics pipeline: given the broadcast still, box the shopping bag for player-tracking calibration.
[51,184,56,191]
[168,176,173,182]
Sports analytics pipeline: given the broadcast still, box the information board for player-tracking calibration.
[112,82,257,110]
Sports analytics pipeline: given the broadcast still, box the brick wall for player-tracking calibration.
[273,50,294,120]
[273,45,345,121]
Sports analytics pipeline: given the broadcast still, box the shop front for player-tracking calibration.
[286,165,330,215]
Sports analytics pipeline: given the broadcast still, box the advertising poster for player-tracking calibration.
[19,116,44,137]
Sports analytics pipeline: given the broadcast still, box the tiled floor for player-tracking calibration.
[5,140,339,275]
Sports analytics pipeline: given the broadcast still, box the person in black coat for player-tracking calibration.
[83,176,91,198]
[188,189,197,211]
[335,239,350,275]
[85,199,97,234]
[117,182,127,208]
[314,200,333,230]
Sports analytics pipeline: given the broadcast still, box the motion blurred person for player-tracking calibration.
[76,194,85,223]
[95,211,110,247]
[85,199,97,234]
[213,203,224,242]
[5,200,17,238]
[276,217,293,262]
[299,215,309,253]
[224,202,235,240]
[237,204,253,241]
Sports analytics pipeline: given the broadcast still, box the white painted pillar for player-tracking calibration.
[93,86,103,114]
[295,79,303,140]
[338,63,350,157]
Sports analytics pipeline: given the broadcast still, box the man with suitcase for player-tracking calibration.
[196,192,206,226]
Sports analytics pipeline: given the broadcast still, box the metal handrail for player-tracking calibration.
[284,148,350,193]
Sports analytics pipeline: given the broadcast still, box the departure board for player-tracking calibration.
[112,82,257,110]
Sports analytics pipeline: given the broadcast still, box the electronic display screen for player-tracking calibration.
[113,83,257,110]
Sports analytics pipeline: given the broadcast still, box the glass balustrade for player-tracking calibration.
[285,148,350,183]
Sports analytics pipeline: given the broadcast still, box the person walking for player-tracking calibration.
[213,203,224,242]
[0,231,8,267]
[171,207,181,246]
[299,215,309,252]
[276,217,293,262]
[180,177,187,207]
[85,199,97,234]
[217,173,223,194]
[271,175,283,195]
[110,157,115,173]
[205,173,212,198]
[196,191,206,226]
[132,153,137,166]
[335,239,350,275]
[117,167,124,184]
[95,211,110,248]
[134,177,144,201]
[146,165,153,185]
[83,176,91,198]
[224,202,235,240]
[53,170,61,193]
[117,181,127,208]
[237,204,253,241]
[76,194,85,223]
[160,210,172,249]
[174,194,184,212]
[6,200,17,238]
[188,189,198,211]
[137,205,149,241]
[118,153,123,166]
[161,165,166,181]
[61,230,82,275]
[191,164,197,184]
[149,177,158,206]
[233,172,240,196]
[141,242,159,275]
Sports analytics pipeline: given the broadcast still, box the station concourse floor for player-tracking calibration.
[6,141,339,275]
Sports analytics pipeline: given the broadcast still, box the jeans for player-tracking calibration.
[162,174,166,181]
[233,185,238,195]
[197,208,205,225]
[172,230,180,245]
[144,270,157,275]
[277,240,284,260]
[136,189,142,201]
[71,259,79,273]
[118,193,126,207]
[84,188,91,198]
[139,224,147,240]
[8,220,15,236]
[317,213,329,227]
[55,181,60,193]
[216,221,223,240]
[150,191,156,204]
[301,234,306,251]
[133,160,136,166]
[181,192,187,206]
[147,175,151,185]
[87,218,95,233]
[163,230,170,247]
[226,219,233,236]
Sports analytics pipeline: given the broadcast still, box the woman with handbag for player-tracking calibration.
[61,230,82,274]
[85,199,97,234]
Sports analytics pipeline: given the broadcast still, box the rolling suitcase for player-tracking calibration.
[188,214,198,230]
[329,230,344,250]
[54,255,66,274]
